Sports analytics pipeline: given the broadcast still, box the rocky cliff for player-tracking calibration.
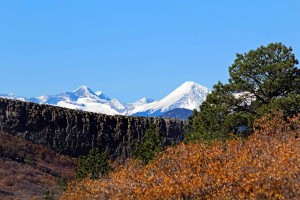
[0,98,186,158]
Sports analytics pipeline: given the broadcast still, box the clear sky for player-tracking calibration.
[0,1,299,102]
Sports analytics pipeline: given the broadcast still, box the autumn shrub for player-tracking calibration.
[61,112,300,199]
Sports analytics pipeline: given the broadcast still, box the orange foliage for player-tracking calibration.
[61,112,300,199]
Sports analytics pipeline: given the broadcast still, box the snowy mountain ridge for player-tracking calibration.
[129,81,209,116]
[0,81,210,117]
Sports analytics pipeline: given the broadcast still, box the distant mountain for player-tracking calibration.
[159,108,193,121]
[35,86,125,115]
[129,81,209,116]
[0,93,28,102]
[0,81,210,118]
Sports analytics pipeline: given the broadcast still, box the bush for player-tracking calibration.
[133,124,163,164]
[57,176,68,191]
[184,130,231,144]
[44,190,54,200]
[75,148,111,180]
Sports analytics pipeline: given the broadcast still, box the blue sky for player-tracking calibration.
[0,1,299,102]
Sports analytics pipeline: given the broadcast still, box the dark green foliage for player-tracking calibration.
[229,43,299,104]
[134,124,163,164]
[184,129,231,144]
[58,176,68,191]
[75,148,111,180]
[187,43,300,142]
[44,190,54,200]
[257,93,300,117]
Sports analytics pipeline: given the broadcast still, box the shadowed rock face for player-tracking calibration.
[0,98,186,158]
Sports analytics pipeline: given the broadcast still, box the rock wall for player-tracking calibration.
[0,98,186,158]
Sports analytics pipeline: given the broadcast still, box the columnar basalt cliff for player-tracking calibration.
[0,98,186,158]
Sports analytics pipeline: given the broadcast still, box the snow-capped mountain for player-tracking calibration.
[34,86,125,115]
[129,81,209,116]
[0,81,210,117]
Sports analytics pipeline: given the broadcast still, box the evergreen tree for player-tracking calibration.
[134,124,163,164]
[187,43,300,142]
[76,148,111,180]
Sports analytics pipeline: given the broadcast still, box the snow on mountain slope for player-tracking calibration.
[124,98,156,111]
[37,86,125,115]
[128,81,209,116]
[131,97,156,106]
[60,86,125,115]
[0,81,209,117]
[0,93,28,102]
[155,81,209,111]
[95,91,111,101]
[56,99,120,115]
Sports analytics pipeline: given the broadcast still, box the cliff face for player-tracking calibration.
[0,98,186,158]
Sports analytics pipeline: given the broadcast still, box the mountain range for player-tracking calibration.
[0,81,209,119]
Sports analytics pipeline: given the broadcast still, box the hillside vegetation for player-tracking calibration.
[0,131,76,199]
[61,112,300,199]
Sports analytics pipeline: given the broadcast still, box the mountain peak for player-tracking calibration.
[74,85,91,92]
[172,81,209,97]
[127,81,210,116]
[74,85,95,94]
[179,81,208,91]
[73,85,95,97]
[182,81,197,86]
[155,81,209,111]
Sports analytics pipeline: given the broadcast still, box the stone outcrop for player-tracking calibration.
[0,98,186,158]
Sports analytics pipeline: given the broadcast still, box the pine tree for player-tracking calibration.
[134,124,163,164]
[187,43,300,142]
[75,148,111,180]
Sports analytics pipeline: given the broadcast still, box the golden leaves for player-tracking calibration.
[61,112,300,199]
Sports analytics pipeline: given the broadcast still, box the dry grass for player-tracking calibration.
[0,131,76,199]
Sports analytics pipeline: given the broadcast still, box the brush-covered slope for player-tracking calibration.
[0,131,76,200]
[61,112,300,199]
